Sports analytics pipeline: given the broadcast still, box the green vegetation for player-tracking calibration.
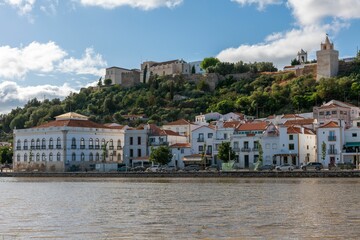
[0,146,13,164]
[1,58,360,142]
[149,146,172,165]
[217,142,235,163]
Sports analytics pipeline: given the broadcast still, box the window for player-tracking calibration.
[101,139,106,148]
[199,145,204,152]
[42,153,46,161]
[224,133,227,139]
[36,153,40,161]
[81,153,85,161]
[266,143,270,149]
[117,140,122,149]
[17,140,21,150]
[57,153,61,161]
[71,138,76,149]
[130,137,133,145]
[198,133,204,142]
[24,153,27,162]
[96,153,100,161]
[49,153,53,162]
[24,139,28,150]
[89,138,94,149]
[353,133,357,137]
[207,145,212,154]
[17,154,20,162]
[31,139,35,149]
[72,153,76,161]
[89,153,93,162]
[42,138,46,149]
[357,122,360,127]
[57,137,61,149]
[137,149,141,157]
[289,135,294,140]
[181,149,184,154]
[49,138,53,149]
[80,138,85,149]
[326,111,330,115]
[319,111,324,115]
[36,139,40,149]
[307,145,309,150]
[117,153,121,161]
[289,144,295,150]
[110,152,114,161]
[332,110,337,114]
[138,137,141,145]
[272,143,277,149]
[208,133,213,138]
[109,139,114,149]
[95,138,100,149]
[130,149,134,157]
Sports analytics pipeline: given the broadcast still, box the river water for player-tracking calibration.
[0,177,359,239]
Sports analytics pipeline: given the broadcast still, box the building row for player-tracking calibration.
[12,100,360,172]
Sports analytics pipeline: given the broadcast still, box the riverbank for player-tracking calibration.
[1,170,360,178]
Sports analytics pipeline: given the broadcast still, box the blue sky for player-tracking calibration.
[1,0,360,113]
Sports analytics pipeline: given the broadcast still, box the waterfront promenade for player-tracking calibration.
[1,170,360,178]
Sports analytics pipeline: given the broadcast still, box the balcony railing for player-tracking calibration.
[233,147,240,152]
[36,146,40,150]
[95,146,100,149]
[80,145,85,149]
[117,146,122,150]
[31,146,35,150]
[241,147,251,152]
[206,151,212,155]
[56,145,62,149]
[89,145,94,149]
[328,136,336,141]
[48,145,53,149]
[328,149,338,154]
[197,138,205,142]
[71,145,77,149]
[109,146,114,150]
[252,147,259,152]
[16,146,21,150]
[41,145,46,149]
[23,146,28,150]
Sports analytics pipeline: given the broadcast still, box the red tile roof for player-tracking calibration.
[237,122,268,131]
[34,119,107,129]
[284,119,315,126]
[164,119,191,126]
[318,104,349,109]
[223,121,242,128]
[319,121,339,128]
[281,114,304,119]
[170,143,191,148]
[287,126,314,135]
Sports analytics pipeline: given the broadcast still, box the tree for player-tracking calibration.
[217,142,235,163]
[321,141,326,164]
[200,57,220,72]
[97,77,103,86]
[191,65,196,74]
[0,146,13,164]
[149,146,172,165]
[254,141,263,171]
[291,58,300,66]
[104,79,112,86]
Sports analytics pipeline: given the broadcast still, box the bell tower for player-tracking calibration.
[297,49,307,64]
[316,35,339,80]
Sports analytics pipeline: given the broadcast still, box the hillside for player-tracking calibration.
[1,60,360,142]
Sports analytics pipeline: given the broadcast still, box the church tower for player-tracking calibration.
[297,49,307,64]
[316,35,339,80]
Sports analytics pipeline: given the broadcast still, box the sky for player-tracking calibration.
[1,0,360,114]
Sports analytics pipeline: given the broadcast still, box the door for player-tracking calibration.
[244,155,249,168]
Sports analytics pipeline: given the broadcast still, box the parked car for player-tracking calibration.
[205,165,219,172]
[275,164,294,171]
[161,165,176,172]
[258,164,275,171]
[301,162,323,171]
[184,165,200,172]
[146,165,161,172]
[132,166,146,172]
[117,166,131,172]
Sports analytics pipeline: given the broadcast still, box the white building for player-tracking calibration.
[342,118,360,165]
[191,125,216,165]
[170,143,192,169]
[195,112,222,125]
[13,112,126,172]
[162,119,198,142]
[188,61,205,74]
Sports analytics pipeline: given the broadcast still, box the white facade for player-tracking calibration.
[195,112,222,125]
[170,143,192,169]
[188,61,205,74]
[191,125,215,160]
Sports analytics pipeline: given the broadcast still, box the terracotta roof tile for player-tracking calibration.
[34,119,107,129]
[284,119,315,126]
[223,121,242,128]
[170,143,191,148]
[287,126,315,135]
[281,114,304,119]
[319,121,339,128]
[237,122,268,131]
[164,119,191,126]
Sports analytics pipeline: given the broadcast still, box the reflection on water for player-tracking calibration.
[0,178,359,239]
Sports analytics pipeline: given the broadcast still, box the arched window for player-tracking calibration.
[101,139,106,148]
[29,152,33,161]
[117,153,121,161]
[42,138,46,149]
[72,153,76,161]
[81,152,85,161]
[89,138,94,149]
[42,153,46,161]
[89,153,93,161]
[49,153,53,161]
[96,153,100,161]
[117,140,122,150]
[95,138,100,149]
[17,139,21,150]
[110,152,113,161]
[80,138,85,149]
[36,139,40,149]
[24,153,28,162]
[49,138,53,149]
[17,154,20,162]
[71,138,76,149]
[57,152,61,161]
[57,137,61,149]
[109,139,114,150]
[36,153,40,161]
[31,139,35,149]
[24,139,28,150]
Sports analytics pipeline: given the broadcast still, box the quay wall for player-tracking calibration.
[1,171,360,178]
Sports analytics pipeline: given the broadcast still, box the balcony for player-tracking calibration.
[233,147,240,152]
[36,146,40,150]
[328,149,338,155]
[56,145,62,149]
[197,138,205,142]
[95,146,100,149]
[16,146,21,150]
[23,146,28,150]
[109,146,114,150]
[31,146,35,150]
[89,145,94,149]
[41,145,46,149]
[241,147,251,152]
[252,147,259,152]
[80,145,85,149]
[117,146,122,150]
[48,145,53,149]
[328,136,336,141]
[206,151,212,155]
[71,145,77,149]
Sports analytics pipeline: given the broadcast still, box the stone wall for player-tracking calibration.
[121,71,140,88]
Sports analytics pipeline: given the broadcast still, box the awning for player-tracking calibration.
[345,142,360,147]
[183,154,211,162]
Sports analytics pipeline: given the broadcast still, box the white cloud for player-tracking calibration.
[0,81,76,113]
[219,0,360,68]
[0,41,67,79]
[78,0,183,10]
[3,0,36,15]
[0,42,106,79]
[58,48,107,76]
[231,0,282,10]
[39,0,58,15]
